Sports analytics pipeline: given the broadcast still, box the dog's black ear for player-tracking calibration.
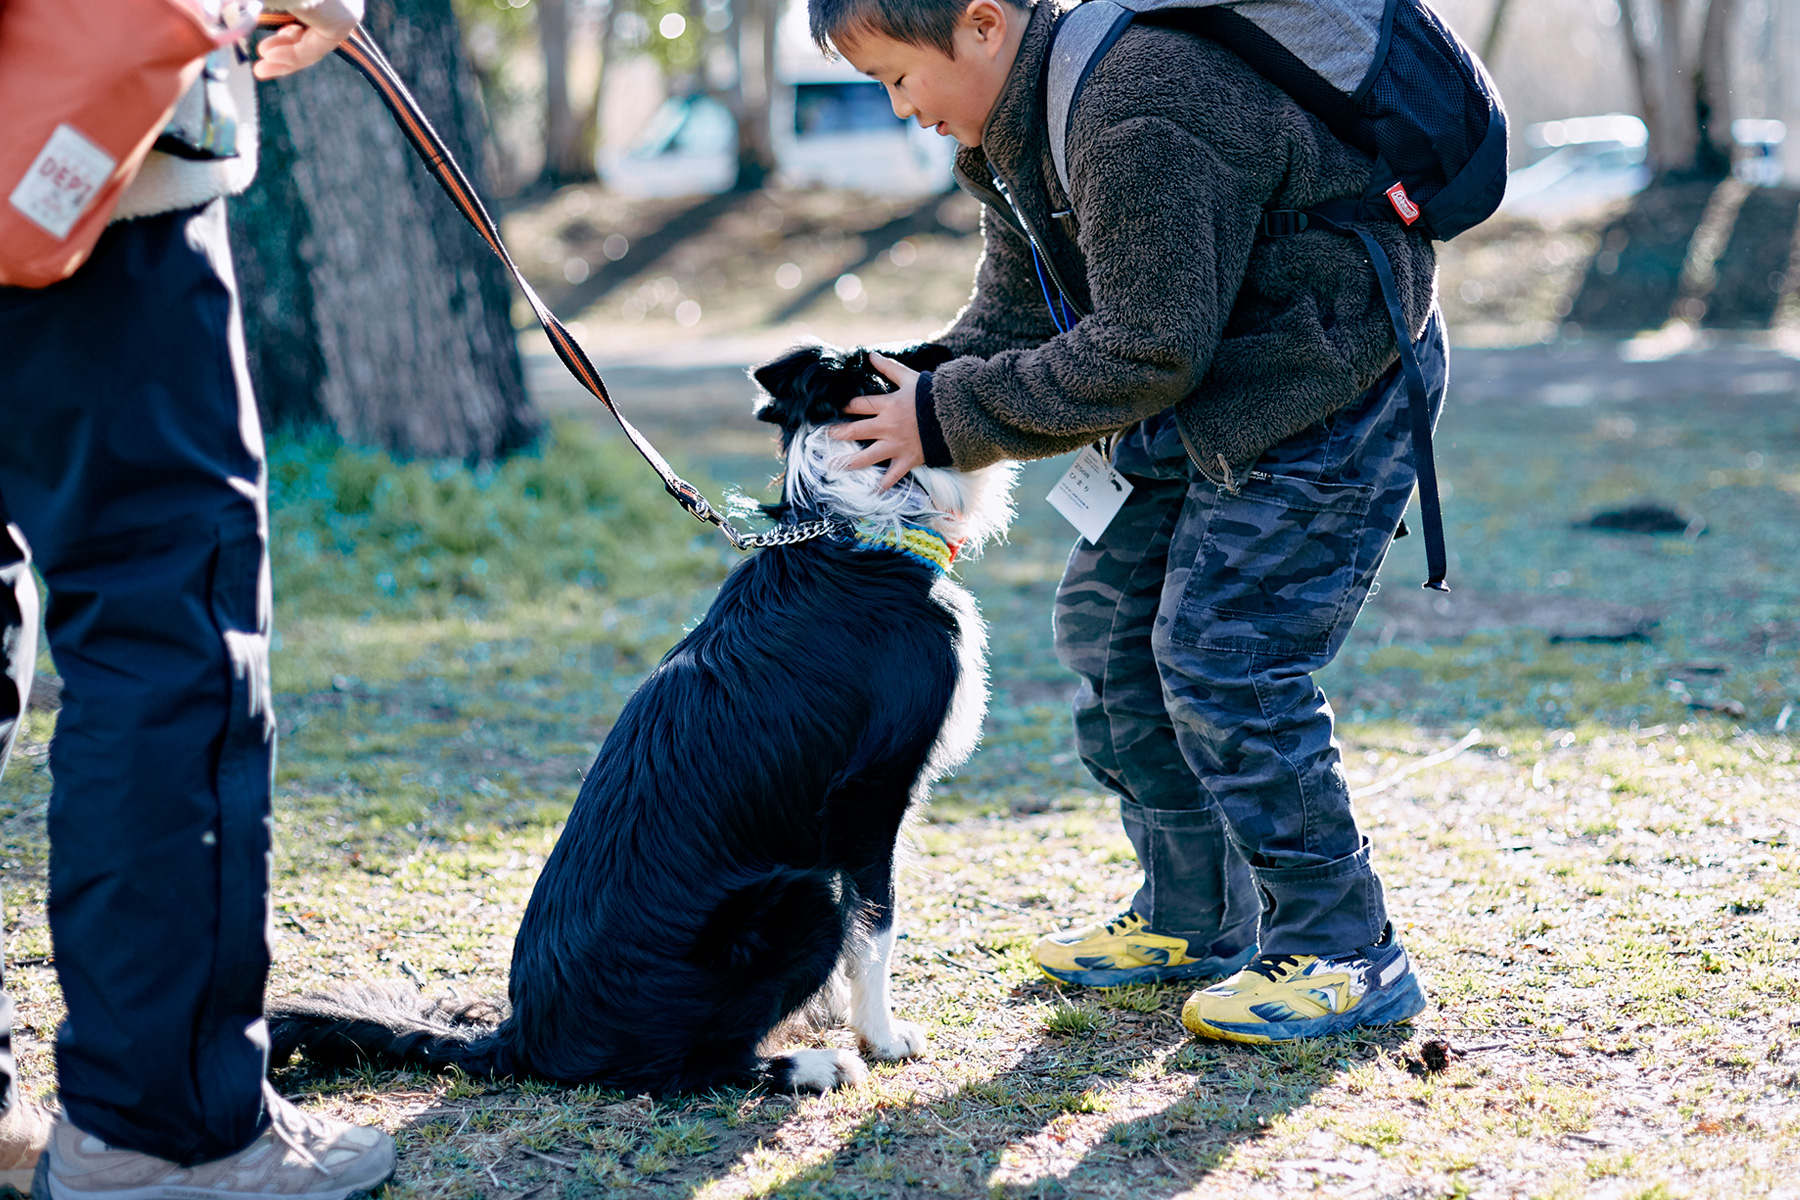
[752,346,832,430]
[751,347,824,424]
[751,343,862,430]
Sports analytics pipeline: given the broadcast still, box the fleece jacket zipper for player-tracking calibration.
[955,163,1090,320]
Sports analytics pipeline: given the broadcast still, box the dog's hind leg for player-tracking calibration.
[760,964,850,1048]
[763,1048,869,1093]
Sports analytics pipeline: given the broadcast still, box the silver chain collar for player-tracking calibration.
[733,518,853,550]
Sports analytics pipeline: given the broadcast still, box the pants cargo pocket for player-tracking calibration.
[1171,472,1375,657]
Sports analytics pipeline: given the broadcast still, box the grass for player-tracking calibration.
[1,366,1798,1197]
[265,419,735,620]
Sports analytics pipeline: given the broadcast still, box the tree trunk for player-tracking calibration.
[1694,0,1736,176]
[1653,0,1701,172]
[539,0,594,184]
[576,2,618,175]
[1621,0,1710,176]
[729,0,777,191]
[229,0,537,461]
[1618,0,1665,163]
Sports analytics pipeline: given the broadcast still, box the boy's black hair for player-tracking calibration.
[809,0,1026,59]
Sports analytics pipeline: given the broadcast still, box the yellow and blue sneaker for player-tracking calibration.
[1180,925,1426,1043]
[1033,909,1257,988]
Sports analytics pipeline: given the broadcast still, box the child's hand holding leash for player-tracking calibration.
[833,352,925,490]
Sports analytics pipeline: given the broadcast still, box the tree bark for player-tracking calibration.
[1695,0,1736,176]
[1621,0,1712,176]
[728,0,777,191]
[576,2,618,176]
[229,0,537,461]
[539,0,596,184]
[1618,0,1664,159]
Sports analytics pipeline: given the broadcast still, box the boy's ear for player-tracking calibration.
[962,0,1012,50]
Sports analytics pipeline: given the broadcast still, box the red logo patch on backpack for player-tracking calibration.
[1385,181,1421,225]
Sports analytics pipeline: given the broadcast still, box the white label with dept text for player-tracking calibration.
[9,125,116,240]
[1047,444,1133,544]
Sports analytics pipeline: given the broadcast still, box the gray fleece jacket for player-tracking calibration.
[912,0,1438,487]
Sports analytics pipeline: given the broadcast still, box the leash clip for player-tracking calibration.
[665,478,721,523]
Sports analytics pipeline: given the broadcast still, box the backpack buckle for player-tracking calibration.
[1258,210,1309,238]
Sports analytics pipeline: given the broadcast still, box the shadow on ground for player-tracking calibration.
[274,981,1410,1198]
[1565,178,1800,334]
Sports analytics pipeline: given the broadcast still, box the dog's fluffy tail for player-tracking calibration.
[267,982,516,1078]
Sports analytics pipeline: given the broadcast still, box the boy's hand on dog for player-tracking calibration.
[833,352,925,490]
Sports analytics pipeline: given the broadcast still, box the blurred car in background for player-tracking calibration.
[1501,113,1652,219]
[774,68,956,195]
[598,4,956,198]
[1731,119,1787,187]
[601,93,739,197]
[1500,113,1789,219]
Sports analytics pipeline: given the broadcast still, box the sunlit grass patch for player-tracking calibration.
[1039,1002,1105,1038]
[269,420,733,625]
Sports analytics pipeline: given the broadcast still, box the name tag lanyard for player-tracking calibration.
[986,166,1132,543]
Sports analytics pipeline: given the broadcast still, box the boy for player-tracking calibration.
[810,0,1443,1041]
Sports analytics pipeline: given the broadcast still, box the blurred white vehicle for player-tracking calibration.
[598,1,956,197]
[1731,119,1786,186]
[601,93,738,197]
[773,72,957,195]
[1500,113,1651,219]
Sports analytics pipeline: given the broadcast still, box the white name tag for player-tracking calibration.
[1047,444,1133,544]
[9,125,117,241]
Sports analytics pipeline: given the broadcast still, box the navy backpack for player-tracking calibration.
[1040,0,1510,590]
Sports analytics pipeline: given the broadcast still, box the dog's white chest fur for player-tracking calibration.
[921,575,989,790]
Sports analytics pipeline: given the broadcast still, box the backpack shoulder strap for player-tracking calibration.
[1047,0,1136,198]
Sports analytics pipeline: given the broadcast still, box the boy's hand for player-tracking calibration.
[833,352,924,490]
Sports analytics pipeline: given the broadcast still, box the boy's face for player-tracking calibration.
[835,0,1023,148]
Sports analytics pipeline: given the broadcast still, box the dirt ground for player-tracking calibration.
[497,177,1800,362]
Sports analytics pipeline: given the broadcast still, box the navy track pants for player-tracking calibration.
[0,200,274,1164]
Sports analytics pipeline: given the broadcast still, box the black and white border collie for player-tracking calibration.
[266,344,1015,1094]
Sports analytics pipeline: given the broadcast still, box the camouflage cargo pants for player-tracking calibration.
[1053,313,1448,957]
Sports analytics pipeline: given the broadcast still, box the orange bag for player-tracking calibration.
[0,0,255,288]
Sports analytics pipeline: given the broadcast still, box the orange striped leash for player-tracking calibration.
[257,14,775,549]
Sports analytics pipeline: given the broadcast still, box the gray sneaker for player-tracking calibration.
[33,1085,393,1200]
[0,1099,54,1194]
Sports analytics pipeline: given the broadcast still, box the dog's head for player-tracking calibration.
[751,345,891,454]
[749,342,1014,553]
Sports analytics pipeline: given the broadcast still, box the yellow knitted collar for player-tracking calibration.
[854,522,958,574]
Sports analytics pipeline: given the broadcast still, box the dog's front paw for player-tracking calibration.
[858,1019,926,1061]
[776,1048,870,1092]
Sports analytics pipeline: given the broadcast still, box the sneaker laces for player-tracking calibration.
[1246,954,1303,981]
[1103,910,1142,935]
[264,1093,331,1177]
